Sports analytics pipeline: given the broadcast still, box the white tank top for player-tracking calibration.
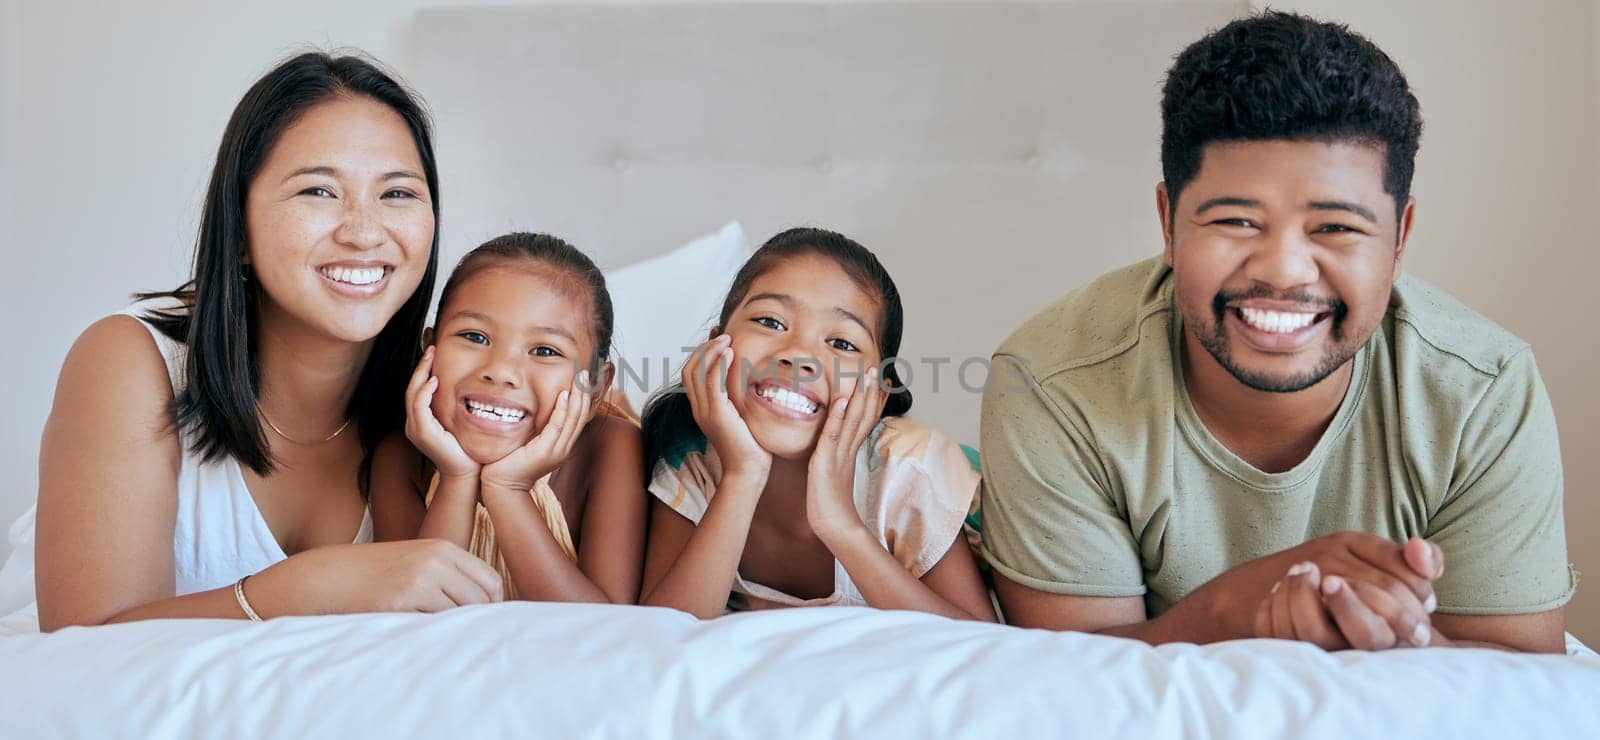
[0,298,372,626]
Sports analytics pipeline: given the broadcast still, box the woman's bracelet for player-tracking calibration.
[234,575,264,622]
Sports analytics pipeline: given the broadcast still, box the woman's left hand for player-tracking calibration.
[806,366,885,541]
[481,370,593,493]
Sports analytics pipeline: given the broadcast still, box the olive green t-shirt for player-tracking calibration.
[979,257,1575,617]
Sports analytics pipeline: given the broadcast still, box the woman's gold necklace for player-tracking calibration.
[259,407,352,445]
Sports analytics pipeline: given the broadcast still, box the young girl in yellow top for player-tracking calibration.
[639,227,996,620]
[372,232,645,604]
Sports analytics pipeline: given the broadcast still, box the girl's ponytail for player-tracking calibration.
[641,383,700,476]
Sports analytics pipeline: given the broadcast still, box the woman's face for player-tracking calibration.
[244,96,435,345]
[429,266,602,465]
[719,254,884,461]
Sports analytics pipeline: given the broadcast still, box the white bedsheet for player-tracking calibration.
[1,603,1596,739]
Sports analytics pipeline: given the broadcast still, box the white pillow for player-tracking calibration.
[603,222,754,412]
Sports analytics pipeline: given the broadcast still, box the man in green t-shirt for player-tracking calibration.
[979,11,1574,653]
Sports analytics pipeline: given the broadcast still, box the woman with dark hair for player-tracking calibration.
[23,51,502,631]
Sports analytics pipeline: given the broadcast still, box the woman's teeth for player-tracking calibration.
[757,385,819,414]
[465,399,526,423]
[319,266,386,286]
[1238,307,1317,334]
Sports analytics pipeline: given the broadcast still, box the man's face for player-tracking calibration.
[1159,139,1414,393]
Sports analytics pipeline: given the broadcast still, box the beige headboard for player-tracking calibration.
[411,2,1238,440]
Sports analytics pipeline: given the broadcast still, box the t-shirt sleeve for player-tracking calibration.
[977,356,1145,598]
[647,456,712,525]
[1428,349,1575,615]
[876,427,982,578]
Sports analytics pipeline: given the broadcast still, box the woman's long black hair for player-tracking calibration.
[640,227,911,471]
[138,51,442,492]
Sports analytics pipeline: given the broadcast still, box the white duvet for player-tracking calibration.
[1,601,1596,739]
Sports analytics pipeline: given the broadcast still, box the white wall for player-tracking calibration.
[3,0,1596,639]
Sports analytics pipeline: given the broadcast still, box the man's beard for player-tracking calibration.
[1195,289,1355,394]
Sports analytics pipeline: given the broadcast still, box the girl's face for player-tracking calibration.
[244,96,435,345]
[720,254,884,461]
[429,266,604,465]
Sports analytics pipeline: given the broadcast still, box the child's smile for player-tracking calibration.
[750,377,823,419]
[460,394,532,429]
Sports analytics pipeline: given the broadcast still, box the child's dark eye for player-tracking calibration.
[456,331,488,345]
[299,186,335,198]
[827,338,860,352]
[753,317,785,331]
[531,346,562,358]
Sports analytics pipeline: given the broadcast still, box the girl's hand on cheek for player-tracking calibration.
[806,366,884,541]
[405,346,479,480]
[684,334,771,481]
[481,370,593,493]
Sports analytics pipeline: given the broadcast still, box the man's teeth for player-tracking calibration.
[1238,307,1317,334]
[320,266,386,286]
[757,385,820,414]
[465,399,526,422]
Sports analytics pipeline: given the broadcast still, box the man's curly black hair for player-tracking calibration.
[1161,11,1423,221]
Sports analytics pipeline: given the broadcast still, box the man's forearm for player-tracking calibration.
[1092,586,1246,645]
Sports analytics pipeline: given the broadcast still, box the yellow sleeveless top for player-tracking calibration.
[425,398,639,600]
[424,472,575,601]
